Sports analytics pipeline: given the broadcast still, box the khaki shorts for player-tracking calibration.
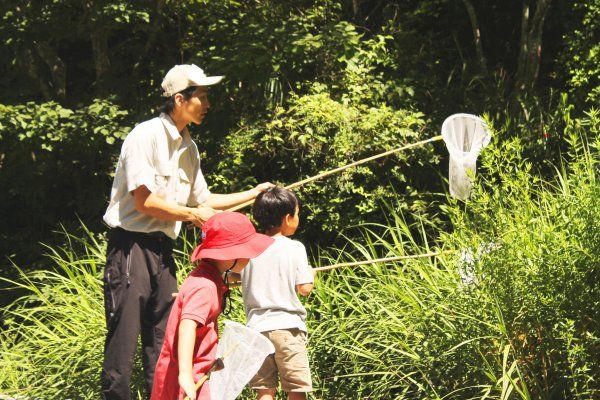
[249,328,312,392]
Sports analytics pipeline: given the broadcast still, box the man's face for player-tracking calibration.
[180,86,210,125]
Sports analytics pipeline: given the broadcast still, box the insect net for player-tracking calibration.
[209,320,275,400]
[441,113,491,200]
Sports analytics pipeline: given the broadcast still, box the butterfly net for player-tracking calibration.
[209,320,275,400]
[441,113,491,200]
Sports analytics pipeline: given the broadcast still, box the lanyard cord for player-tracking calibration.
[221,260,237,315]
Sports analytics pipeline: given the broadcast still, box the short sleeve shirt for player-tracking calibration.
[241,236,314,332]
[103,113,211,239]
[151,263,229,400]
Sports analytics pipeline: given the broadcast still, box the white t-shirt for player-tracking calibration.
[241,236,314,333]
[103,113,210,239]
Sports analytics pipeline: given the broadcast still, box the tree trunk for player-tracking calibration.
[20,48,51,101]
[513,0,551,98]
[90,27,111,96]
[33,41,66,99]
[462,0,488,76]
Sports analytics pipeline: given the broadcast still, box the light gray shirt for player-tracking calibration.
[103,113,210,239]
[241,236,314,333]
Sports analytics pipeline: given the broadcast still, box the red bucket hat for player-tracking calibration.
[191,212,274,262]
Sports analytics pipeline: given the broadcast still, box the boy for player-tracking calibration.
[151,212,274,400]
[241,187,315,400]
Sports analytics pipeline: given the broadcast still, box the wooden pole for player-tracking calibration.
[227,135,443,212]
[313,250,452,272]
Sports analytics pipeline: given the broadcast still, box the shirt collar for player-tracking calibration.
[159,112,189,142]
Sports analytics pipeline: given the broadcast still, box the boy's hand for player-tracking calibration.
[178,373,197,400]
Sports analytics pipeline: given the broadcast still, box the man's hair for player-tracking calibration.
[252,187,299,231]
[159,86,198,114]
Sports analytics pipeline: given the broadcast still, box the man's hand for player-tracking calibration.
[178,372,197,400]
[190,206,219,227]
[250,182,275,197]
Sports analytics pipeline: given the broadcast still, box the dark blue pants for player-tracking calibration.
[101,228,177,400]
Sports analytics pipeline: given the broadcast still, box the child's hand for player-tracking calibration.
[178,373,197,400]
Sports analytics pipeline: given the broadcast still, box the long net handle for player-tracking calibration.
[227,135,444,212]
[184,342,241,399]
[313,250,453,272]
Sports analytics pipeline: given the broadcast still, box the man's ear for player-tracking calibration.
[173,93,184,107]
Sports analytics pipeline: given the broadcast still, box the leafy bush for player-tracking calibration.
[0,100,130,263]
[211,83,439,245]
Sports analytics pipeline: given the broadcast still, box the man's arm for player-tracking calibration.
[202,182,274,210]
[178,319,199,399]
[133,185,217,226]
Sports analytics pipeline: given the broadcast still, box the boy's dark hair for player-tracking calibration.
[160,86,198,114]
[252,187,299,231]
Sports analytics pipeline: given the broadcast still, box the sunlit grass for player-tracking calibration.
[1,130,598,399]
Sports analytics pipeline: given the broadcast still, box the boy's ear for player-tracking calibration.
[283,213,293,226]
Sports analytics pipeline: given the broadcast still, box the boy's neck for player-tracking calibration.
[265,228,288,237]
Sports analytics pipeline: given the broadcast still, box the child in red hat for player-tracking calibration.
[151,212,274,400]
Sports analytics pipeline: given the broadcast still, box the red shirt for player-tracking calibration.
[151,263,229,400]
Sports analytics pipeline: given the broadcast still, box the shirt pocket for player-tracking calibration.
[177,168,192,205]
[154,162,171,199]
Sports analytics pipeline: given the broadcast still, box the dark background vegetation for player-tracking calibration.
[2,0,597,271]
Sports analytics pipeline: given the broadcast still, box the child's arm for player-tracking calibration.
[296,282,313,296]
[178,319,199,399]
[296,268,316,296]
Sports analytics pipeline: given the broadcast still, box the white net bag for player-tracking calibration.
[209,320,275,400]
[442,114,491,200]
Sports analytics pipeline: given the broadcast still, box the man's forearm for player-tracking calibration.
[202,190,258,210]
[134,188,196,222]
[133,186,214,225]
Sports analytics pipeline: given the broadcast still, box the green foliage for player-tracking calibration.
[1,118,598,399]
[0,100,130,261]
[305,125,599,399]
[562,0,600,105]
[211,83,438,242]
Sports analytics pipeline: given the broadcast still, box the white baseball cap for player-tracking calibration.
[161,64,224,97]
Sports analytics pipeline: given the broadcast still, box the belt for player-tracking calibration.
[113,227,171,241]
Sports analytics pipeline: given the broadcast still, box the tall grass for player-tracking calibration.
[0,228,197,399]
[305,120,599,399]
[1,116,598,399]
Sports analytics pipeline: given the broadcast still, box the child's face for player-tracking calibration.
[281,205,300,236]
[231,258,249,273]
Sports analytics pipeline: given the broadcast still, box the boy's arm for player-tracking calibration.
[178,319,199,399]
[295,239,316,296]
[296,282,314,296]
[296,269,316,296]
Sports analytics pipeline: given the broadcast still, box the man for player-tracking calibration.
[101,64,272,399]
